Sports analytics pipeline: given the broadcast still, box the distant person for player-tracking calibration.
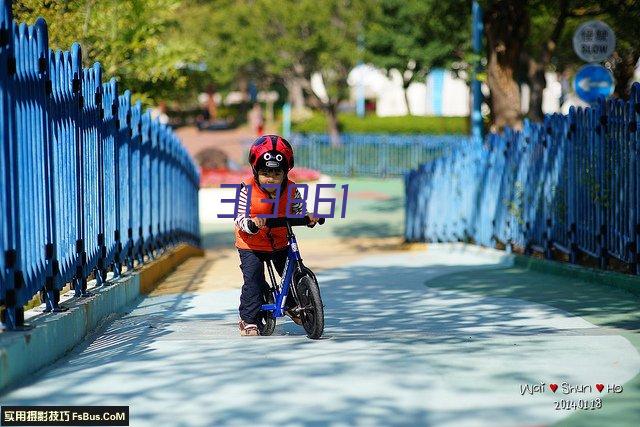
[205,84,218,121]
[248,102,264,135]
[151,101,169,125]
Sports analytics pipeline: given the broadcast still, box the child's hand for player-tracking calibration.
[307,214,319,227]
[253,217,267,228]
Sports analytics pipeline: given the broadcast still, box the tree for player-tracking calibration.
[13,0,205,105]
[201,0,372,144]
[524,0,570,122]
[562,1,640,100]
[365,0,470,115]
[525,0,640,122]
[481,0,529,131]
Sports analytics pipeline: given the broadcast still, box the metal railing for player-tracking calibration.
[290,133,469,177]
[1,3,200,330]
[406,83,640,274]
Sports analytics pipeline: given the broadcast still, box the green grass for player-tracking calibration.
[292,112,469,134]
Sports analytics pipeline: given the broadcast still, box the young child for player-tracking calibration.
[234,134,318,336]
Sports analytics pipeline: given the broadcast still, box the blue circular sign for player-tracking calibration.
[574,64,614,103]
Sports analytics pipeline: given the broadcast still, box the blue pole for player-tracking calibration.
[471,1,483,142]
[282,102,291,139]
[356,33,365,118]
[356,65,365,118]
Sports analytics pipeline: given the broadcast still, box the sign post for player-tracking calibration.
[574,64,614,104]
[572,20,616,104]
[572,20,616,63]
[471,0,483,141]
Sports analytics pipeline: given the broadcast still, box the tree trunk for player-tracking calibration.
[237,76,250,124]
[526,0,568,122]
[613,51,639,100]
[403,79,412,116]
[324,103,341,146]
[286,78,306,114]
[484,0,529,132]
[527,58,545,123]
[297,76,342,145]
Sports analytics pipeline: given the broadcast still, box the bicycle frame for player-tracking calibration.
[260,225,303,318]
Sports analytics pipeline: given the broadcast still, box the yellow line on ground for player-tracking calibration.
[139,244,205,294]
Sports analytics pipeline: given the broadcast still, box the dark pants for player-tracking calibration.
[238,248,289,324]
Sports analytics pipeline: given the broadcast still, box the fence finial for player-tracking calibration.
[0,0,12,47]
[35,17,48,54]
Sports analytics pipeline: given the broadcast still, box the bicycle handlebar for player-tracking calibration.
[247,216,325,231]
[267,216,325,228]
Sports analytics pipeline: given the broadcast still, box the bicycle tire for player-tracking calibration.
[258,287,276,336]
[296,275,324,339]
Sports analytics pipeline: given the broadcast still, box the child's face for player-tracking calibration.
[258,168,284,193]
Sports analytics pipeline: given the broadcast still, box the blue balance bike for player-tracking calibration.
[248,216,325,339]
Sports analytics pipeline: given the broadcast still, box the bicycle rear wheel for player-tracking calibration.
[296,275,324,339]
[258,287,276,336]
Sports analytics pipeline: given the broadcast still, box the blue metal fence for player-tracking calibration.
[290,133,468,177]
[0,3,200,330]
[405,83,640,274]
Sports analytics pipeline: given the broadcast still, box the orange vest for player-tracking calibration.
[235,177,296,252]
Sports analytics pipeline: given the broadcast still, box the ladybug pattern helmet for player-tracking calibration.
[248,134,294,173]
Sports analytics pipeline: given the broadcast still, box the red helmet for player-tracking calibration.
[248,134,294,174]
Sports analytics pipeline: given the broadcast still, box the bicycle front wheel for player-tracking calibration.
[296,275,324,339]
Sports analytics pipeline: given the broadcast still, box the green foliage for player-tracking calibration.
[12,0,83,48]
[13,0,206,105]
[527,0,640,72]
[292,113,469,134]
[201,0,372,100]
[365,0,471,84]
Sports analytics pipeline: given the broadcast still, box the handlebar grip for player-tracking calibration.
[247,216,326,229]
[247,219,260,233]
[265,217,308,227]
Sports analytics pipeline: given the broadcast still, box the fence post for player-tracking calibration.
[344,137,350,176]
[0,0,14,328]
[543,120,554,260]
[596,97,609,270]
[567,107,578,264]
[140,110,151,259]
[150,116,159,257]
[37,19,63,313]
[382,138,389,178]
[72,48,89,298]
[631,84,640,274]
[0,1,25,328]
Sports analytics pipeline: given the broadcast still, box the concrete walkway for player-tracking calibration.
[2,244,639,426]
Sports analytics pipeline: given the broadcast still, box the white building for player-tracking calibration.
[343,65,585,118]
[346,65,471,117]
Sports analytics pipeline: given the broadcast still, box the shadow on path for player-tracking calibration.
[2,249,639,427]
[422,266,640,427]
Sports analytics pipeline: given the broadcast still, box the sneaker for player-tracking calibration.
[238,320,260,336]
[284,308,303,325]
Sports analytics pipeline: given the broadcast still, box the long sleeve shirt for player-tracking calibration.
[234,182,305,234]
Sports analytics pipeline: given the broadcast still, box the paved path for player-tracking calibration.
[175,124,279,165]
[3,244,639,426]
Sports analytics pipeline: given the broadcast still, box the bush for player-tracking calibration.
[292,113,469,134]
[195,148,229,169]
[168,104,247,128]
[200,167,321,188]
